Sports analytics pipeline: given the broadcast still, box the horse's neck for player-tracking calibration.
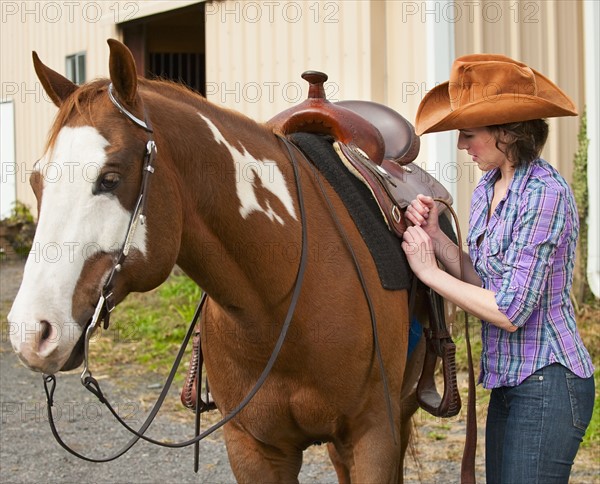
[150,92,301,317]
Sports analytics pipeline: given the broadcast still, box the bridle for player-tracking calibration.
[80,83,157,384]
[42,84,310,463]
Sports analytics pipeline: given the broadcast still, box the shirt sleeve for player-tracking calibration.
[495,184,566,327]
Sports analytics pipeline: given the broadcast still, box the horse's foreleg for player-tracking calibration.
[353,428,403,483]
[327,442,351,484]
[223,423,302,484]
[329,424,403,484]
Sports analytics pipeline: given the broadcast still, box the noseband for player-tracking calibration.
[42,85,310,465]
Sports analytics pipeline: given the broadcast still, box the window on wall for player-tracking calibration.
[65,52,86,85]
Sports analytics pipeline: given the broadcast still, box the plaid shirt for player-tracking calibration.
[468,158,594,389]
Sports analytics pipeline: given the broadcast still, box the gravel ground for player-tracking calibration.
[1,259,596,483]
[1,260,337,484]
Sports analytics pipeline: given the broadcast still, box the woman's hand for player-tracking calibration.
[401,224,440,285]
[405,194,441,236]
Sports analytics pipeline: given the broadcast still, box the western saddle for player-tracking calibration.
[268,71,452,238]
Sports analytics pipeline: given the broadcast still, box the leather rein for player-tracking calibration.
[41,86,310,462]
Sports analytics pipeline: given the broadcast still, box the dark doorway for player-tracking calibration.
[120,3,206,95]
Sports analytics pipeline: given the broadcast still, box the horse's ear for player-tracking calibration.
[32,51,77,107]
[107,39,138,104]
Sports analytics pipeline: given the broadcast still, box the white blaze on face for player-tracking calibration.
[8,126,147,373]
[198,114,297,224]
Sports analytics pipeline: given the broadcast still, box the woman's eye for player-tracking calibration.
[98,172,121,192]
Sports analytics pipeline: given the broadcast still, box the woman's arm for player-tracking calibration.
[402,224,517,332]
[428,229,482,286]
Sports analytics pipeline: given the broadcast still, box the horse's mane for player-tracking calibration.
[45,77,269,152]
[141,77,273,138]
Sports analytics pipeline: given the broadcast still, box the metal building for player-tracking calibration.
[1,0,598,293]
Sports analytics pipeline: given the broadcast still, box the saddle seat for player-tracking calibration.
[336,99,420,166]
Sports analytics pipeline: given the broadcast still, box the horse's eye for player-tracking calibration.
[98,172,121,192]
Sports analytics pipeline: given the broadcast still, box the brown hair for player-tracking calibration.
[487,119,549,168]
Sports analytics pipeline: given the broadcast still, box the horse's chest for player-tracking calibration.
[226,387,337,444]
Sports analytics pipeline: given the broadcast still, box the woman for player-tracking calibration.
[402,54,595,483]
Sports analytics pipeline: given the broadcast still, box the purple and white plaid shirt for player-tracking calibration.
[468,158,594,389]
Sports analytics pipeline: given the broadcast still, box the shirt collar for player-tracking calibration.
[507,158,540,196]
[480,158,540,197]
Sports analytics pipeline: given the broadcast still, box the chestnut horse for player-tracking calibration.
[8,40,424,482]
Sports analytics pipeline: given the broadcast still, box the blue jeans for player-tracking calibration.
[486,363,595,484]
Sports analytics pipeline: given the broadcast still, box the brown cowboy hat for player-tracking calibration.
[415,54,577,135]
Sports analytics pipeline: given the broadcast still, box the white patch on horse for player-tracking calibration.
[8,126,147,370]
[198,113,297,223]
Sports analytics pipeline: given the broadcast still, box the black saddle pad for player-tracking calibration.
[289,132,410,291]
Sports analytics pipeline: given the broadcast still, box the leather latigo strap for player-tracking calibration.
[416,285,461,418]
[434,199,477,484]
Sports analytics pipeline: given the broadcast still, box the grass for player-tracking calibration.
[585,369,600,448]
[89,269,202,379]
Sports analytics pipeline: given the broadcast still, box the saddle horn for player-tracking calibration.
[267,70,386,165]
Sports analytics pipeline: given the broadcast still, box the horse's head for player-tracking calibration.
[8,40,182,374]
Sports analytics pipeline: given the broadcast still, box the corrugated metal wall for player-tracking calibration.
[1,0,585,226]
[205,0,379,121]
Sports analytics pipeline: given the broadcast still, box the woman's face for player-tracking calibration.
[457,127,510,172]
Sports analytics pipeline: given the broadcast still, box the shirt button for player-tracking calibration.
[538,376,544,381]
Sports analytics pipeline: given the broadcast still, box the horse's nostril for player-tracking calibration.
[37,320,58,357]
[40,320,52,341]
